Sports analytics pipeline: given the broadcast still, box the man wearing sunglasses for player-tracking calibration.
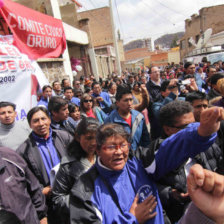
[151,79,182,139]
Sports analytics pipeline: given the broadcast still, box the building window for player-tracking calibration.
[188,38,192,48]
[195,35,200,44]
[180,40,186,50]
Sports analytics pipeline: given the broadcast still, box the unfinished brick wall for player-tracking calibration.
[78,7,113,47]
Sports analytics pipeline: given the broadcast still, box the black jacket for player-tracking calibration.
[0,147,47,223]
[16,129,73,187]
[207,88,221,100]
[52,141,94,223]
[146,79,161,102]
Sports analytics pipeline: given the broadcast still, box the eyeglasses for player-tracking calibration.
[84,99,93,103]
[170,123,190,129]
[102,143,128,152]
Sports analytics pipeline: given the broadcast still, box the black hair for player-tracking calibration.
[42,85,52,92]
[148,66,158,74]
[185,91,208,103]
[202,57,207,63]
[159,101,193,127]
[68,103,80,114]
[133,81,141,88]
[115,84,132,101]
[184,62,193,69]
[92,81,100,89]
[0,101,16,110]
[67,117,100,159]
[61,78,69,88]
[74,88,83,96]
[27,106,49,125]
[72,79,80,85]
[210,73,224,85]
[160,80,170,92]
[64,86,73,92]
[207,65,216,73]
[80,93,95,112]
[52,80,60,87]
[48,96,68,113]
[96,123,130,150]
[108,82,117,90]
[84,87,92,94]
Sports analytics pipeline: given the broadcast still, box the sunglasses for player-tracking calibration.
[84,99,93,103]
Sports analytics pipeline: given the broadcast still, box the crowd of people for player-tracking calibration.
[1,59,224,224]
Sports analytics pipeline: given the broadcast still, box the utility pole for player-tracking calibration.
[109,0,122,76]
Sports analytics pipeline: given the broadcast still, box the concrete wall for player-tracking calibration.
[60,4,79,27]
[118,40,125,62]
[168,50,180,64]
[14,0,54,16]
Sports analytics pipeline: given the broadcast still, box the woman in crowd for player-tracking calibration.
[17,106,73,224]
[132,81,143,104]
[52,117,100,224]
[70,107,222,224]
[80,93,107,124]
[68,103,80,127]
[37,85,52,109]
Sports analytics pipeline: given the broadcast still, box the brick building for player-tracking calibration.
[78,7,125,77]
[125,48,153,61]
[78,7,113,48]
[180,4,224,60]
[124,47,171,70]
[151,52,168,67]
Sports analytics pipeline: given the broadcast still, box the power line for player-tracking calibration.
[122,1,156,23]
[153,0,189,17]
[141,1,176,26]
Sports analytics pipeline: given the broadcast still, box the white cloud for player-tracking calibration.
[79,0,224,43]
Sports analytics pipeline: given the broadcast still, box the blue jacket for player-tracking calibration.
[70,123,217,224]
[92,92,112,109]
[37,97,49,109]
[104,109,151,150]
[70,97,80,106]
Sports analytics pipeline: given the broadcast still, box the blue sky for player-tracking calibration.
[78,0,224,43]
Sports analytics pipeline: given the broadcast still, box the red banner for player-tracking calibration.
[0,0,66,59]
